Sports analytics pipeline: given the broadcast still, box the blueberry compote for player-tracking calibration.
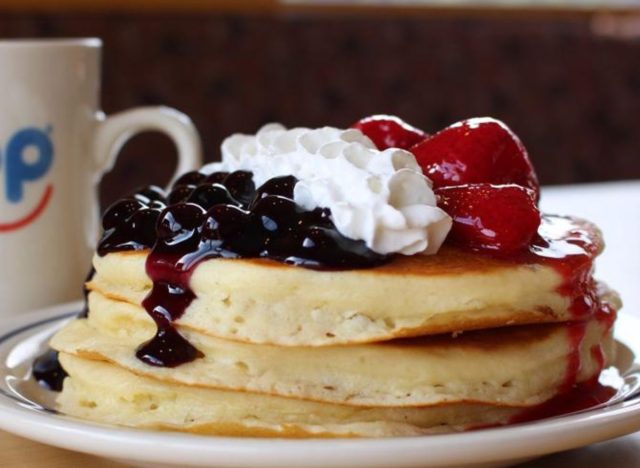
[96,171,389,368]
[32,349,67,391]
[98,185,167,255]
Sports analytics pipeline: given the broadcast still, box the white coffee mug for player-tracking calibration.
[0,38,202,316]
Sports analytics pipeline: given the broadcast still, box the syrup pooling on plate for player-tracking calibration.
[508,380,618,425]
[469,378,618,431]
[98,170,389,367]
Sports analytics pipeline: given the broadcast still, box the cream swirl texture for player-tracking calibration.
[203,124,451,255]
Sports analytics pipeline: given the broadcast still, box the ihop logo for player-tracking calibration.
[0,127,54,232]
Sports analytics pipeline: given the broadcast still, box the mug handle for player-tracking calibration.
[89,106,202,247]
[93,106,202,183]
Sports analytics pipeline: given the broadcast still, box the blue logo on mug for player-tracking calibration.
[0,126,54,232]
[4,127,54,203]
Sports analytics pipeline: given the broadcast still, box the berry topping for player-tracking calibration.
[251,195,299,233]
[133,185,166,204]
[289,225,382,268]
[136,325,202,368]
[203,204,265,256]
[203,204,252,241]
[435,183,541,253]
[32,349,67,392]
[102,198,146,230]
[351,114,427,150]
[410,117,539,198]
[127,208,164,245]
[204,171,229,184]
[249,175,297,207]
[148,200,168,211]
[173,170,206,187]
[168,184,196,205]
[187,183,240,210]
[157,203,206,242]
[299,207,333,227]
[222,170,255,206]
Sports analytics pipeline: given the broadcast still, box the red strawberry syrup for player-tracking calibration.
[480,215,619,424]
[508,380,617,425]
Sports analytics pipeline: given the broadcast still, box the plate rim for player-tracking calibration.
[1,301,640,468]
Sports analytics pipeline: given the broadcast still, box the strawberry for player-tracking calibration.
[351,114,427,150]
[410,117,539,199]
[436,183,541,253]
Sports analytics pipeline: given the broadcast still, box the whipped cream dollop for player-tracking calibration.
[203,124,451,255]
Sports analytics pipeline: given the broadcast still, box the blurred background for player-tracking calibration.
[1,0,638,209]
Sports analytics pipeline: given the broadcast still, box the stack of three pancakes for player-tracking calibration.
[51,216,619,437]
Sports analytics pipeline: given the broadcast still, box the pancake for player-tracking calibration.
[51,288,617,408]
[48,123,619,438]
[57,353,523,438]
[87,215,603,347]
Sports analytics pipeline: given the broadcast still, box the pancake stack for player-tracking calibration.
[49,119,620,437]
[50,214,619,437]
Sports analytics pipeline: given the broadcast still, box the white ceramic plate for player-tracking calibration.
[1,301,640,468]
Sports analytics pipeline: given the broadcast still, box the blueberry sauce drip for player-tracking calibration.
[137,282,201,367]
[96,170,388,367]
[32,349,67,391]
[136,203,205,367]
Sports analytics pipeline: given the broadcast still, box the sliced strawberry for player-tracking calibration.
[351,114,427,150]
[436,183,541,253]
[411,117,539,199]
